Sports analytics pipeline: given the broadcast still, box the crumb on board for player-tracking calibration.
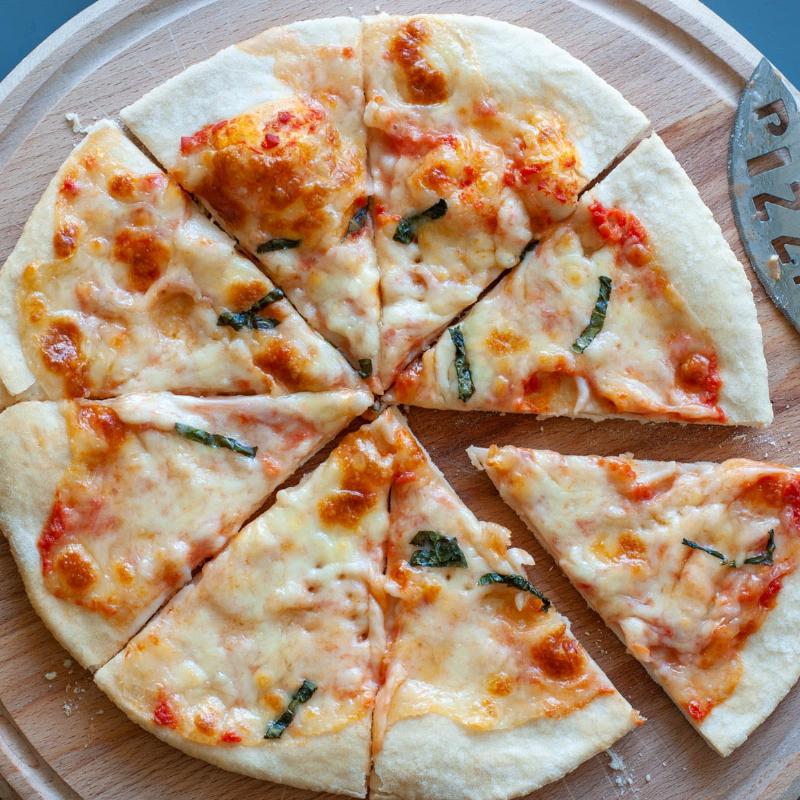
[65,112,90,134]
[63,658,73,668]
[645,774,652,783]
[44,671,57,680]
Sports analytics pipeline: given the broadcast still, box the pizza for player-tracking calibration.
[371,416,641,800]
[0,9,787,797]
[363,14,648,387]
[95,410,639,798]
[120,19,381,387]
[0,389,370,668]
[0,120,362,407]
[472,445,800,756]
[388,134,771,426]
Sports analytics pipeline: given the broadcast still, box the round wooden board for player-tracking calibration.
[1,1,799,799]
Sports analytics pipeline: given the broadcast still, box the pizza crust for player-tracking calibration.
[370,694,640,800]
[0,401,127,669]
[591,134,771,426]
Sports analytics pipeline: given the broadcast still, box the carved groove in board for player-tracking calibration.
[573,0,747,105]
[0,0,218,168]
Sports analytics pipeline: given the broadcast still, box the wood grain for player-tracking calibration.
[1,1,798,799]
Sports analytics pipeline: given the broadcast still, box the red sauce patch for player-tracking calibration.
[783,477,800,529]
[220,730,241,743]
[113,227,171,292]
[676,352,722,405]
[760,576,784,608]
[153,694,178,728]
[38,500,68,574]
[40,319,88,397]
[686,699,712,722]
[389,20,449,105]
[530,625,586,681]
[588,201,651,266]
[60,176,79,199]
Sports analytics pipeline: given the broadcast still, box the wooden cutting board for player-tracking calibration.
[1,1,799,798]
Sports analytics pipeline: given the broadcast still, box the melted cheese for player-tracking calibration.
[480,446,800,723]
[96,411,625,762]
[96,411,404,745]
[14,124,359,400]
[390,200,725,423]
[36,391,368,635]
[365,16,585,384]
[374,442,614,745]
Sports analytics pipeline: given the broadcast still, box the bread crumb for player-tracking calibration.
[63,658,73,668]
[44,671,57,680]
[65,112,89,134]
[645,774,652,782]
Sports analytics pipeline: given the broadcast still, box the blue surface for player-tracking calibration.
[0,0,798,84]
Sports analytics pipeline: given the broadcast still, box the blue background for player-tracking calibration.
[0,0,798,84]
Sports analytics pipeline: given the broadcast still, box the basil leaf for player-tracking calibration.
[478,573,551,611]
[393,199,448,244]
[257,238,301,253]
[449,326,475,403]
[217,288,285,331]
[682,538,736,567]
[572,275,612,353]
[519,239,538,261]
[409,530,468,568]
[358,358,373,379]
[264,679,317,739]
[174,423,257,459]
[346,198,371,236]
[744,529,776,565]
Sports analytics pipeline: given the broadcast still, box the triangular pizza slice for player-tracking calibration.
[0,121,363,406]
[472,445,800,755]
[94,409,406,797]
[389,134,771,426]
[121,19,381,386]
[0,388,370,668]
[371,430,641,800]
[364,14,649,386]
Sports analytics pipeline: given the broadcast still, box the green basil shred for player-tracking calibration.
[217,288,285,331]
[478,573,551,611]
[450,325,475,403]
[572,275,612,353]
[743,529,776,565]
[257,238,301,253]
[358,358,373,379]
[174,423,258,459]
[409,531,468,568]
[683,530,777,568]
[682,538,737,567]
[347,198,371,236]
[393,199,448,244]
[264,680,317,739]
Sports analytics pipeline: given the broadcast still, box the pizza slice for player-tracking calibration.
[0,120,364,406]
[0,388,371,669]
[472,445,800,755]
[120,18,381,386]
[94,409,408,797]
[388,134,771,426]
[363,14,650,386]
[371,430,641,799]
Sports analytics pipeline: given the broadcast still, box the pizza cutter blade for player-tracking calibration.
[730,58,800,333]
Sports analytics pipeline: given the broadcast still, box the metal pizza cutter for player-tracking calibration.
[730,58,800,333]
